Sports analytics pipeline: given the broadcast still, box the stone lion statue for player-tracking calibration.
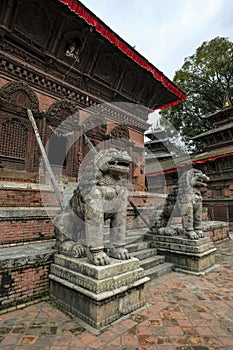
[54,148,132,265]
[151,169,209,239]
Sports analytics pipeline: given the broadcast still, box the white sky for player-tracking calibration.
[80,0,233,79]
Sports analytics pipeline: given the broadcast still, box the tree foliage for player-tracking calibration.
[161,37,233,145]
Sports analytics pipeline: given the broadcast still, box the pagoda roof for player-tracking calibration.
[193,121,233,140]
[204,104,233,121]
[59,0,186,109]
[146,153,172,160]
[146,146,233,176]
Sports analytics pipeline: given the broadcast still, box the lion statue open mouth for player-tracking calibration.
[55,148,132,265]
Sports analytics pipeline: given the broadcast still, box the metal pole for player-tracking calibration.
[27,109,65,210]
[128,198,151,229]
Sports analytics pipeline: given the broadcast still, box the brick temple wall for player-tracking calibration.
[0,181,57,310]
[0,263,51,311]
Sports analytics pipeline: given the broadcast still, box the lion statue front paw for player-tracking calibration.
[195,230,205,238]
[108,247,130,260]
[86,248,110,266]
[185,231,199,240]
[59,241,86,258]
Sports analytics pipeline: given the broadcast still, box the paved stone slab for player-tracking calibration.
[0,239,232,349]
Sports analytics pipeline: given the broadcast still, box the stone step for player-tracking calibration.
[103,228,146,246]
[103,228,148,241]
[126,240,153,253]
[103,235,143,247]
[145,262,174,279]
[131,248,157,260]
[126,228,149,237]
[139,255,165,270]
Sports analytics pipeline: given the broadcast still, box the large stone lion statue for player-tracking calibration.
[54,148,132,265]
[150,168,209,239]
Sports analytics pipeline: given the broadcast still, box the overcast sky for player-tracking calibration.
[81,0,233,80]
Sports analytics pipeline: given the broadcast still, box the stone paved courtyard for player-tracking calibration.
[0,239,232,350]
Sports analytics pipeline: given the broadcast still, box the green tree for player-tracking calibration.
[161,37,233,146]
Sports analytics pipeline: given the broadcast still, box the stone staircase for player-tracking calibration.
[104,228,174,279]
[125,233,174,279]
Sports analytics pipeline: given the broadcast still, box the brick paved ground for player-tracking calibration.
[0,239,232,350]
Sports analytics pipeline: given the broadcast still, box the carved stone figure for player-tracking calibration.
[151,169,209,239]
[55,148,132,265]
[178,168,209,239]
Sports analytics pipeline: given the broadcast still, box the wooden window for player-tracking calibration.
[213,205,228,221]
[0,118,28,170]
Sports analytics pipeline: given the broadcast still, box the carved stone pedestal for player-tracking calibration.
[49,254,149,333]
[146,234,217,275]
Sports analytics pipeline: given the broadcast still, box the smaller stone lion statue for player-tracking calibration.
[54,148,132,265]
[150,169,209,239]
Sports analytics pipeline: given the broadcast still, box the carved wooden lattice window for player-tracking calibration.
[0,119,27,159]
[213,205,228,221]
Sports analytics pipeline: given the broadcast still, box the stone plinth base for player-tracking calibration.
[50,254,149,333]
[146,234,217,275]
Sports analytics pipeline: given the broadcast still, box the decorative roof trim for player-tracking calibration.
[146,151,233,177]
[59,0,186,109]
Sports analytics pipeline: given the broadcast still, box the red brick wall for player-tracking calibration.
[0,188,59,207]
[0,263,51,310]
[0,218,55,245]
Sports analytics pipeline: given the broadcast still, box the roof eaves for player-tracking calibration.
[59,0,186,109]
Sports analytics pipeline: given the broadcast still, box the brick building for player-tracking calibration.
[193,97,233,228]
[0,0,185,310]
[145,98,233,234]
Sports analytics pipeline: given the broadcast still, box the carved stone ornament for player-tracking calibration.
[110,125,129,139]
[54,148,132,265]
[0,81,39,113]
[46,99,79,125]
[83,114,107,138]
